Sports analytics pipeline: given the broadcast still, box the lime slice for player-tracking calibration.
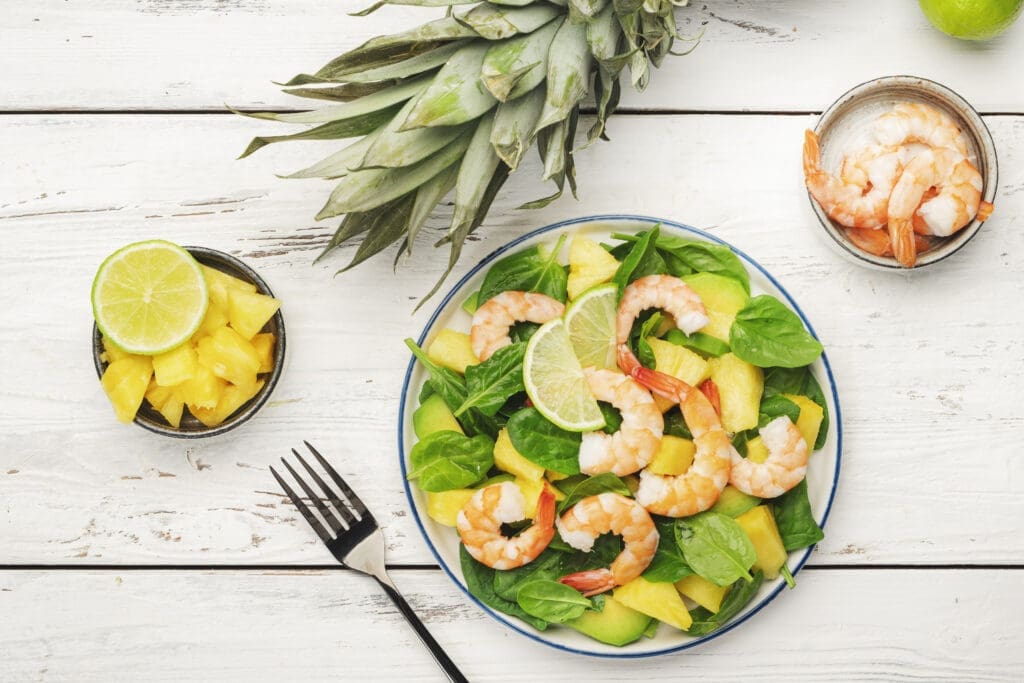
[91,240,209,355]
[564,283,618,370]
[523,318,605,432]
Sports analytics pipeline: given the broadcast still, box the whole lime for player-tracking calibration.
[918,0,1024,40]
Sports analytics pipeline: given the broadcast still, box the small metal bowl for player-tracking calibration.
[808,75,998,269]
[92,246,286,438]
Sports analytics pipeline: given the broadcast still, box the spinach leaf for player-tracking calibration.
[557,472,630,513]
[664,328,730,357]
[493,548,566,601]
[758,395,801,428]
[686,570,764,636]
[456,342,526,417]
[780,564,796,589]
[642,518,693,583]
[562,533,624,573]
[598,402,623,435]
[763,366,830,450]
[729,295,823,369]
[509,321,541,344]
[731,429,755,457]
[772,480,824,551]
[417,381,435,404]
[612,224,661,296]
[507,407,581,475]
[612,231,750,293]
[406,431,494,492]
[405,339,498,438]
[664,408,693,439]
[675,512,757,587]
[516,580,592,623]
[459,544,548,631]
[477,234,568,306]
[631,310,663,369]
[461,290,479,315]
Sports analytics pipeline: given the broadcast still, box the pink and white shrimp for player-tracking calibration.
[457,482,555,570]
[729,416,808,498]
[470,291,564,361]
[578,368,663,477]
[615,275,709,374]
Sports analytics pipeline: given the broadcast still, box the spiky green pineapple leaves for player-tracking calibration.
[237,0,696,305]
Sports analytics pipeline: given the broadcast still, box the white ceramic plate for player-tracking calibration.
[399,215,842,658]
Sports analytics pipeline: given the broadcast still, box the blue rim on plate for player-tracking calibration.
[398,215,843,658]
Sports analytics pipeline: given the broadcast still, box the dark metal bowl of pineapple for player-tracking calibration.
[92,246,286,438]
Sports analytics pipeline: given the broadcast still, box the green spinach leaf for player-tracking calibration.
[405,338,498,438]
[729,295,823,369]
[516,580,592,623]
[612,224,661,296]
[612,231,750,293]
[664,408,693,440]
[406,431,494,492]
[675,512,757,586]
[763,366,830,450]
[493,548,566,602]
[686,570,764,636]
[507,407,581,475]
[772,480,824,551]
[642,518,694,583]
[758,395,801,428]
[477,234,568,306]
[598,402,623,435]
[664,328,731,357]
[456,342,526,417]
[557,472,630,513]
[459,544,548,630]
[461,290,479,315]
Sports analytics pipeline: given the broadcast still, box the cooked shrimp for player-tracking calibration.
[844,227,932,258]
[838,143,906,199]
[457,481,555,570]
[616,275,709,374]
[630,367,732,517]
[873,102,969,156]
[578,368,663,477]
[887,147,984,267]
[729,415,808,498]
[803,130,892,229]
[470,291,564,361]
[556,493,658,596]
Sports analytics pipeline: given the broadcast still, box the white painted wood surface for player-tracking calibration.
[2,0,1023,679]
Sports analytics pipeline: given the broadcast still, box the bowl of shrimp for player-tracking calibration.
[803,75,997,269]
[398,215,842,657]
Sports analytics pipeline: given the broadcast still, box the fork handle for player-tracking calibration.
[374,576,469,683]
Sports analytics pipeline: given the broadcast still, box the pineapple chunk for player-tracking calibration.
[157,393,186,429]
[567,233,620,300]
[707,353,763,433]
[197,326,260,390]
[516,476,566,518]
[613,576,693,631]
[101,356,153,423]
[144,380,175,410]
[745,435,769,464]
[682,272,749,341]
[735,505,788,580]
[252,333,276,374]
[425,489,475,527]
[493,428,545,481]
[675,574,730,614]
[152,342,197,387]
[195,300,230,339]
[100,336,134,364]
[427,329,479,373]
[202,264,257,311]
[648,435,696,475]
[647,337,710,412]
[782,394,824,451]
[228,289,281,340]
[192,379,265,427]
[177,363,226,410]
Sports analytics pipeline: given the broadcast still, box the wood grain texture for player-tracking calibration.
[1,568,1021,681]
[4,0,1024,112]
[1,113,1022,565]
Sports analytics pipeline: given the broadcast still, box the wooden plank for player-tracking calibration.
[0,568,1020,680]
[4,1,1024,112]
[1,113,1022,565]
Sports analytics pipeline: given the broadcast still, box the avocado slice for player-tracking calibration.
[413,393,464,439]
[682,272,749,341]
[565,596,654,647]
[709,485,761,518]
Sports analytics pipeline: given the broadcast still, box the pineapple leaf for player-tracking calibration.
[235,77,428,125]
[324,42,463,86]
[237,104,402,159]
[282,81,396,103]
[536,18,592,130]
[315,213,377,264]
[400,42,498,130]
[481,17,562,101]
[450,112,501,244]
[407,163,460,254]
[352,0,476,17]
[456,4,562,41]
[338,193,418,274]
[490,87,545,170]
[568,0,608,18]
[278,131,382,180]
[357,97,474,170]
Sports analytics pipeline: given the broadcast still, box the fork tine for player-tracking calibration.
[304,440,370,519]
[270,465,332,543]
[292,448,358,527]
[280,457,345,536]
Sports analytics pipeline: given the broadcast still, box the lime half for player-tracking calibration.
[91,240,209,355]
[564,283,618,370]
[523,318,605,432]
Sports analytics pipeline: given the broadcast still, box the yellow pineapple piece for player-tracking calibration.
[100,336,134,364]
[144,380,175,410]
[707,353,763,432]
[192,379,265,427]
[567,233,620,300]
[675,574,730,614]
[152,342,197,387]
[782,394,824,451]
[177,363,226,410]
[648,435,696,475]
[735,505,788,580]
[197,326,260,390]
[101,356,153,423]
[227,289,281,340]
[613,576,693,631]
[195,300,230,340]
[515,476,566,518]
[425,489,475,527]
[202,264,257,311]
[158,393,186,429]
[745,435,769,464]
[647,338,711,412]
[493,428,545,481]
[252,333,276,373]
[427,329,479,373]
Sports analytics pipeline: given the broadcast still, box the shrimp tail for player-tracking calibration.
[534,484,556,528]
[978,200,994,221]
[699,379,721,416]
[558,568,616,597]
[631,366,692,403]
[617,344,642,377]
[802,129,821,179]
[889,217,917,267]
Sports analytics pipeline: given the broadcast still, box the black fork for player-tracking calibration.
[271,442,468,683]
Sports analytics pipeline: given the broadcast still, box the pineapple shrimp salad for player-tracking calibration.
[404,225,830,648]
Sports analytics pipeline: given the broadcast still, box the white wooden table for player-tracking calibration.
[2,1,1023,680]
